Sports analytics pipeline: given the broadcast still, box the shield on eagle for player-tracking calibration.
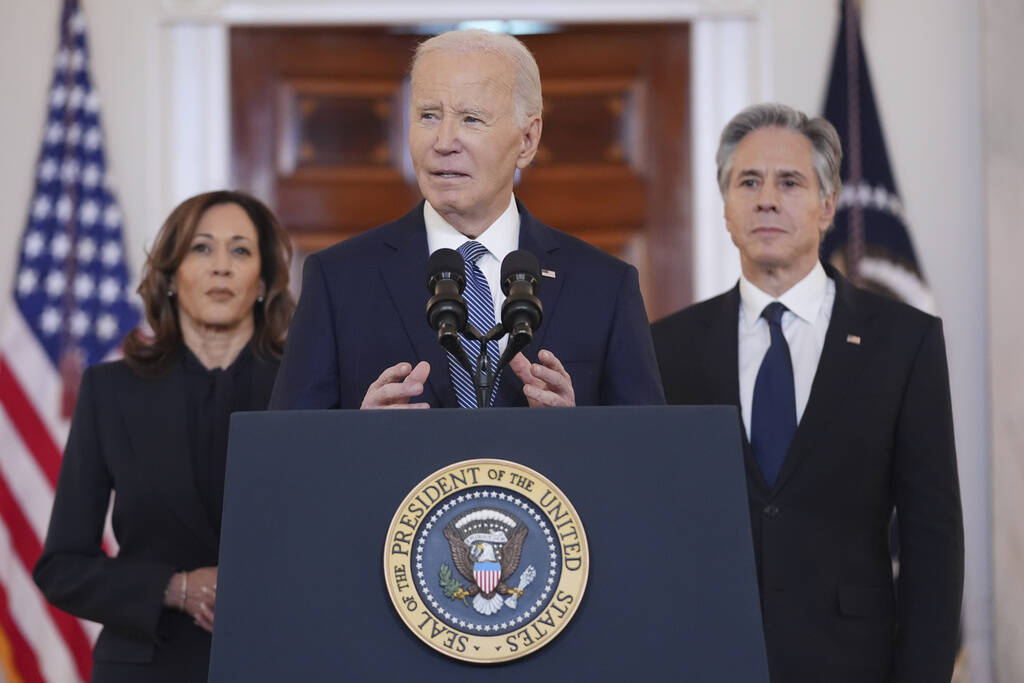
[474,562,501,593]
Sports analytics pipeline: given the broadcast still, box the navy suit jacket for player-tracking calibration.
[271,200,665,409]
[651,266,963,683]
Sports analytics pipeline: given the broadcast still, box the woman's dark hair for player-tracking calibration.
[123,190,295,376]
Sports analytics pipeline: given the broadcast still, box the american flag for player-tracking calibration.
[0,0,140,680]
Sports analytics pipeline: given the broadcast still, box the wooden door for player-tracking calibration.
[231,25,691,318]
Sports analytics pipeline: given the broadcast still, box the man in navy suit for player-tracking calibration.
[652,103,963,682]
[271,29,664,410]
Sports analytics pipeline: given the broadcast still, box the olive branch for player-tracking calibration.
[439,563,471,606]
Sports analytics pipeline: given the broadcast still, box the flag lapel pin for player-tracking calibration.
[541,269,556,279]
[846,334,862,345]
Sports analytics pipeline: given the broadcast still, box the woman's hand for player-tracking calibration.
[164,566,218,632]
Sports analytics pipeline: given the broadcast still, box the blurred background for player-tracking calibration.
[0,1,1019,681]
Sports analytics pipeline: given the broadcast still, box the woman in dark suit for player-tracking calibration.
[34,190,295,682]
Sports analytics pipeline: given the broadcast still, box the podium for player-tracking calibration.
[209,406,768,682]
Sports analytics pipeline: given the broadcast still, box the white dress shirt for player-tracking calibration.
[737,262,835,439]
[424,195,520,355]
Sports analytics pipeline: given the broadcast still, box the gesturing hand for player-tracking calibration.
[360,361,431,409]
[510,350,575,407]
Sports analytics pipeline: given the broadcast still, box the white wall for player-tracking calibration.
[0,0,61,329]
[983,0,1024,679]
[0,0,994,680]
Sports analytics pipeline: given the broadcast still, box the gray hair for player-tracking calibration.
[410,29,543,126]
[716,103,842,202]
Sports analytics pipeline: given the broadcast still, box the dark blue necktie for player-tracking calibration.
[448,241,500,408]
[750,302,797,486]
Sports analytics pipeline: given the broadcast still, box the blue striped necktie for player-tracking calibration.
[750,302,797,486]
[449,240,500,408]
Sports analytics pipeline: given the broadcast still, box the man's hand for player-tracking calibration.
[510,350,575,407]
[361,361,431,409]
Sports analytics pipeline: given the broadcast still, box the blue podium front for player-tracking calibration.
[209,406,768,682]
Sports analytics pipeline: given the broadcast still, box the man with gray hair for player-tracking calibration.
[271,29,663,410]
[652,103,963,682]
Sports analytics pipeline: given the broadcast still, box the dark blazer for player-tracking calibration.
[34,353,278,683]
[651,266,963,683]
[270,200,664,409]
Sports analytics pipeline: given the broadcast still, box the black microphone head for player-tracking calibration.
[426,248,466,292]
[500,249,540,295]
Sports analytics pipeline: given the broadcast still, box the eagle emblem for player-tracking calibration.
[441,507,536,615]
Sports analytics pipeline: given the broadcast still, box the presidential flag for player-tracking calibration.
[0,0,140,680]
[820,2,965,679]
[820,0,936,314]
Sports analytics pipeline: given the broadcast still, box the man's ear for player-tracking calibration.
[516,116,543,169]
[819,191,838,235]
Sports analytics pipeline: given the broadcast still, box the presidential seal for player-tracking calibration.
[384,459,589,664]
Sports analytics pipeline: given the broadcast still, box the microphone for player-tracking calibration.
[426,249,472,371]
[499,250,543,361]
[426,248,468,338]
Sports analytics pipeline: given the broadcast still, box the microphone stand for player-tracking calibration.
[430,301,513,409]
[439,276,539,408]
[450,321,532,409]
[453,322,503,409]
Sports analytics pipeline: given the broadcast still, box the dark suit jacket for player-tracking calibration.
[270,200,664,409]
[34,353,278,683]
[651,266,963,683]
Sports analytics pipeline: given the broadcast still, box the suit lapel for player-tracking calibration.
[494,202,564,407]
[514,202,563,355]
[697,287,743,409]
[700,287,769,493]
[378,206,457,407]
[118,361,219,552]
[771,270,873,494]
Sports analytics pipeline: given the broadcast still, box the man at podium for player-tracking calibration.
[652,104,963,682]
[270,30,664,411]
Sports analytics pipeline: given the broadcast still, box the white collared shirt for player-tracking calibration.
[424,195,520,354]
[737,261,835,439]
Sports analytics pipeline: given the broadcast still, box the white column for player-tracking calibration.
[161,23,231,215]
[690,18,761,300]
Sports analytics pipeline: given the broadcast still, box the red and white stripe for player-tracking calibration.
[474,568,500,595]
[0,312,114,682]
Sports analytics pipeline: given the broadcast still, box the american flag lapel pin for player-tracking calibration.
[846,334,862,345]
[541,269,556,279]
